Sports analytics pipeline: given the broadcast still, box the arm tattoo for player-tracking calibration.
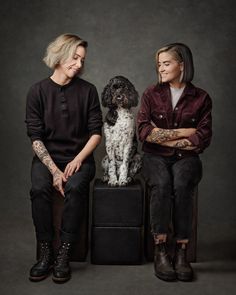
[32,140,57,174]
[174,139,192,149]
[146,128,181,143]
[53,169,61,183]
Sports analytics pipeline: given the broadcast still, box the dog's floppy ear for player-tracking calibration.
[105,108,118,126]
[101,82,112,108]
[102,78,118,125]
[127,82,139,108]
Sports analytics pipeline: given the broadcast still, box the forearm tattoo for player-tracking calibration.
[174,139,192,149]
[32,140,57,174]
[147,128,181,143]
[53,169,61,183]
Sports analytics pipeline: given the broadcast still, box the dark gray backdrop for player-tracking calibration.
[0,0,236,291]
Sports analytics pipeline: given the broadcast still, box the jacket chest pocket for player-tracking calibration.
[181,112,198,127]
[151,111,168,128]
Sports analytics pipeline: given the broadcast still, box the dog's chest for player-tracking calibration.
[105,109,134,138]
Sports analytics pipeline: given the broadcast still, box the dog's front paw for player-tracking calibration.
[102,175,109,182]
[118,180,128,186]
[118,176,129,186]
[108,179,118,187]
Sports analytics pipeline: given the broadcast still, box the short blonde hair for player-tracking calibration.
[43,33,88,69]
[155,43,194,83]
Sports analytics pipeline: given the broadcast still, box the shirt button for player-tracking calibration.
[61,104,68,111]
[174,122,178,127]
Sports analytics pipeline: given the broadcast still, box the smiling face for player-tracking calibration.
[158,51,184,87]
[56,45,86,81]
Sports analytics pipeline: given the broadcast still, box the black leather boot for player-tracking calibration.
[174,243,193,281]
[154,243,176,281]
[52,242,72,283]
[29,241,54,282]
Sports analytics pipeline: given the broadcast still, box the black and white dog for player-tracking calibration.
[101,76,142,186]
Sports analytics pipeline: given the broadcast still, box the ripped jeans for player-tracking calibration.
[142,153,202,240]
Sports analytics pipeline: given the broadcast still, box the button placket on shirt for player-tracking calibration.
[60,88,69,118]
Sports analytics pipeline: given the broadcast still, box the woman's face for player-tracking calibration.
[57,45,86,79]
[158,51,183,85]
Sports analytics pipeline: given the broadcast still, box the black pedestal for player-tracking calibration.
[92,227,143,265]
[91,179,144,264]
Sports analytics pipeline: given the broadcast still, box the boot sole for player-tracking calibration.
[176,273,193,282]
[29,274,50,282]
[52,275,71,283]
[155,273,176,282]
[29,267,53,282]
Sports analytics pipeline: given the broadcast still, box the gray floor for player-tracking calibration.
[1,221,236,295]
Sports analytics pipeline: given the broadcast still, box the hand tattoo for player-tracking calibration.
[147,128,180,143]
[174,139,192,148]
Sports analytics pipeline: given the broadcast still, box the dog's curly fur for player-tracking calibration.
[101,76,142,186]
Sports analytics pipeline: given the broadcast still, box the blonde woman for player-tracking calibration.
[137,43,212,281]
[25,34,102,283]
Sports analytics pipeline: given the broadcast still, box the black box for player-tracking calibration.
[91,179,144,264]
[92,179,143,227]
[91,226,143,264]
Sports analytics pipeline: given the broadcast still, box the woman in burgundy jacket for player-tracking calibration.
[137,43,212,282]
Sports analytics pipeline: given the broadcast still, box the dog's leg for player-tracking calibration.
[101,155,109,182]
[106,146,118,186]
[118,138,132,186]
[128,153,142,181]
[104,124,118,186]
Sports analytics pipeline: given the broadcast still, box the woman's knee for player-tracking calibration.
[173,178,195,200]
[64,178,89,196]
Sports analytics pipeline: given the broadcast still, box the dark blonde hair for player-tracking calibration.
[43,33,88,69]
[156,43,194,83]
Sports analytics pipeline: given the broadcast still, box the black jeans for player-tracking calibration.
[142,153,202,239]
[30,157,95,243]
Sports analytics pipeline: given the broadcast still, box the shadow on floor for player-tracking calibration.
[197,238,236,263]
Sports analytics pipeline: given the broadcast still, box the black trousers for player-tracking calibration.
[30,157,95,243]
[142,153,202,239]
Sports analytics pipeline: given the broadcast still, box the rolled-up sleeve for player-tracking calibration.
[87,85,103,137]
[137,91,155,142]
[188,94,212,153]
[25,86,44,143]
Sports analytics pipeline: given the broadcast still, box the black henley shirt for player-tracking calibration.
[25,76,103,163]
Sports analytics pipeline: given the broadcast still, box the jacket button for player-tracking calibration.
[178,153,182,157]
[174,122,178,127]
[159,114,163,119]
[175,107,178,111]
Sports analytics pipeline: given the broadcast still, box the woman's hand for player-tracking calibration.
[162,138,196,150]
[52,169,67,197]
[64,156,82,179]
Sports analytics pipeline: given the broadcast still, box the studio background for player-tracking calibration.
[0,0,235,294]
